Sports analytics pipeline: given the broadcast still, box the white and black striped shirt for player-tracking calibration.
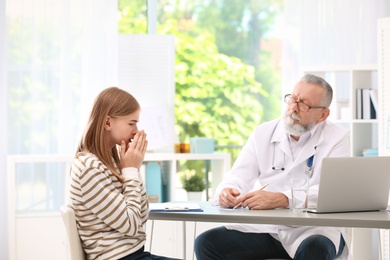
[69,152,149,260]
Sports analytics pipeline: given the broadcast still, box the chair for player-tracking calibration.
[60,204,86,260]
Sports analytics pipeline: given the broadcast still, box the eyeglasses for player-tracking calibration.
[284,94,327,112]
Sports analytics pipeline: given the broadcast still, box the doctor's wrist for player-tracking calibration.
[276,193,289,208]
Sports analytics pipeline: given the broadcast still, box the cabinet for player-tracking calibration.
[303,65,378,156]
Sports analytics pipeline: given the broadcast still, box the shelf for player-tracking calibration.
[302,64,377,72]
[303,65,378,156]
[144,152,230,161]
[351,119,379,124]
[142,152,231,202]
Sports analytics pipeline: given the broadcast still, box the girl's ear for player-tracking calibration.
[104,116,111,130]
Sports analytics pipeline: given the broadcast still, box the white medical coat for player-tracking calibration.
[213,118,352,259]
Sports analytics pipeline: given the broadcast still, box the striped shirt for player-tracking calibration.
[69,152,149,260]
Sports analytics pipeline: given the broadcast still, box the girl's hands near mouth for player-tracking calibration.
[120,130,148,170]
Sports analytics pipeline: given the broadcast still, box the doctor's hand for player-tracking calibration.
[219,188,241,208]
[238,190,289,210]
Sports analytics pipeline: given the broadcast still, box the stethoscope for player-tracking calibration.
[271,142,315,177]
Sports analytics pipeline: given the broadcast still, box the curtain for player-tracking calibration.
[1,0,117,258]
[282,0,390,92]
[1,0,8,258]
[5,0,118,155]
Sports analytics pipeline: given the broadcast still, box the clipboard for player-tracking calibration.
[149,202,203,212]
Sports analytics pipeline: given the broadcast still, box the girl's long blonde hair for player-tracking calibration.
[77,87,140,174]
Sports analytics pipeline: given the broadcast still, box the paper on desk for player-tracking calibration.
[219,206,249,211]
[149,202,203,212]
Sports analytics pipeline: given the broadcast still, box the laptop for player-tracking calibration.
[308,156,390,214]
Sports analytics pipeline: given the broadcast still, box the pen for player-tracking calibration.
[232,183,270,209]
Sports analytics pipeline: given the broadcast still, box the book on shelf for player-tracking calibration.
[362,148,378,157]
[356,89,362,119]
[356,88,377,119]
[369,94,377,119]
[369,89,378,113]
[362,89,371,119]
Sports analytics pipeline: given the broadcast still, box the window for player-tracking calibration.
[118,0,284,161]
[118,0,283,197]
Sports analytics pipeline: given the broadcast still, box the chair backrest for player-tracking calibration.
[60,204,86,260]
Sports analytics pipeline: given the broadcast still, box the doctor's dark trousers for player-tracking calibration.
[194,226,345,260]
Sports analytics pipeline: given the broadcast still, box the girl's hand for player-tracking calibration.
[120,130,148,170]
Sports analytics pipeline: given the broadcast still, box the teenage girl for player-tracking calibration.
[69,87,180,260]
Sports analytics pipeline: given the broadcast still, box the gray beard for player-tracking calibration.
[283,113,316,137]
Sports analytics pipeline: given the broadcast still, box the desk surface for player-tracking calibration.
[148,202,390,229]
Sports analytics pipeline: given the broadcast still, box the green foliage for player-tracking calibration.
[118,0,147,34]
[180,169,206,192]
[188,0,284,123]
[171,23,266,144]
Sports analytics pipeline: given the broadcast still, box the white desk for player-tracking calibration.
[149,203,390,229]
[148,202,390,259]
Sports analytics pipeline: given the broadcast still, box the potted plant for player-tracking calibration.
[180,170,206,201]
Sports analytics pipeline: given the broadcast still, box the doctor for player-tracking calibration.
[194,74,351,260]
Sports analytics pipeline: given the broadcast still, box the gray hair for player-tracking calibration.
[301,74,333,107]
